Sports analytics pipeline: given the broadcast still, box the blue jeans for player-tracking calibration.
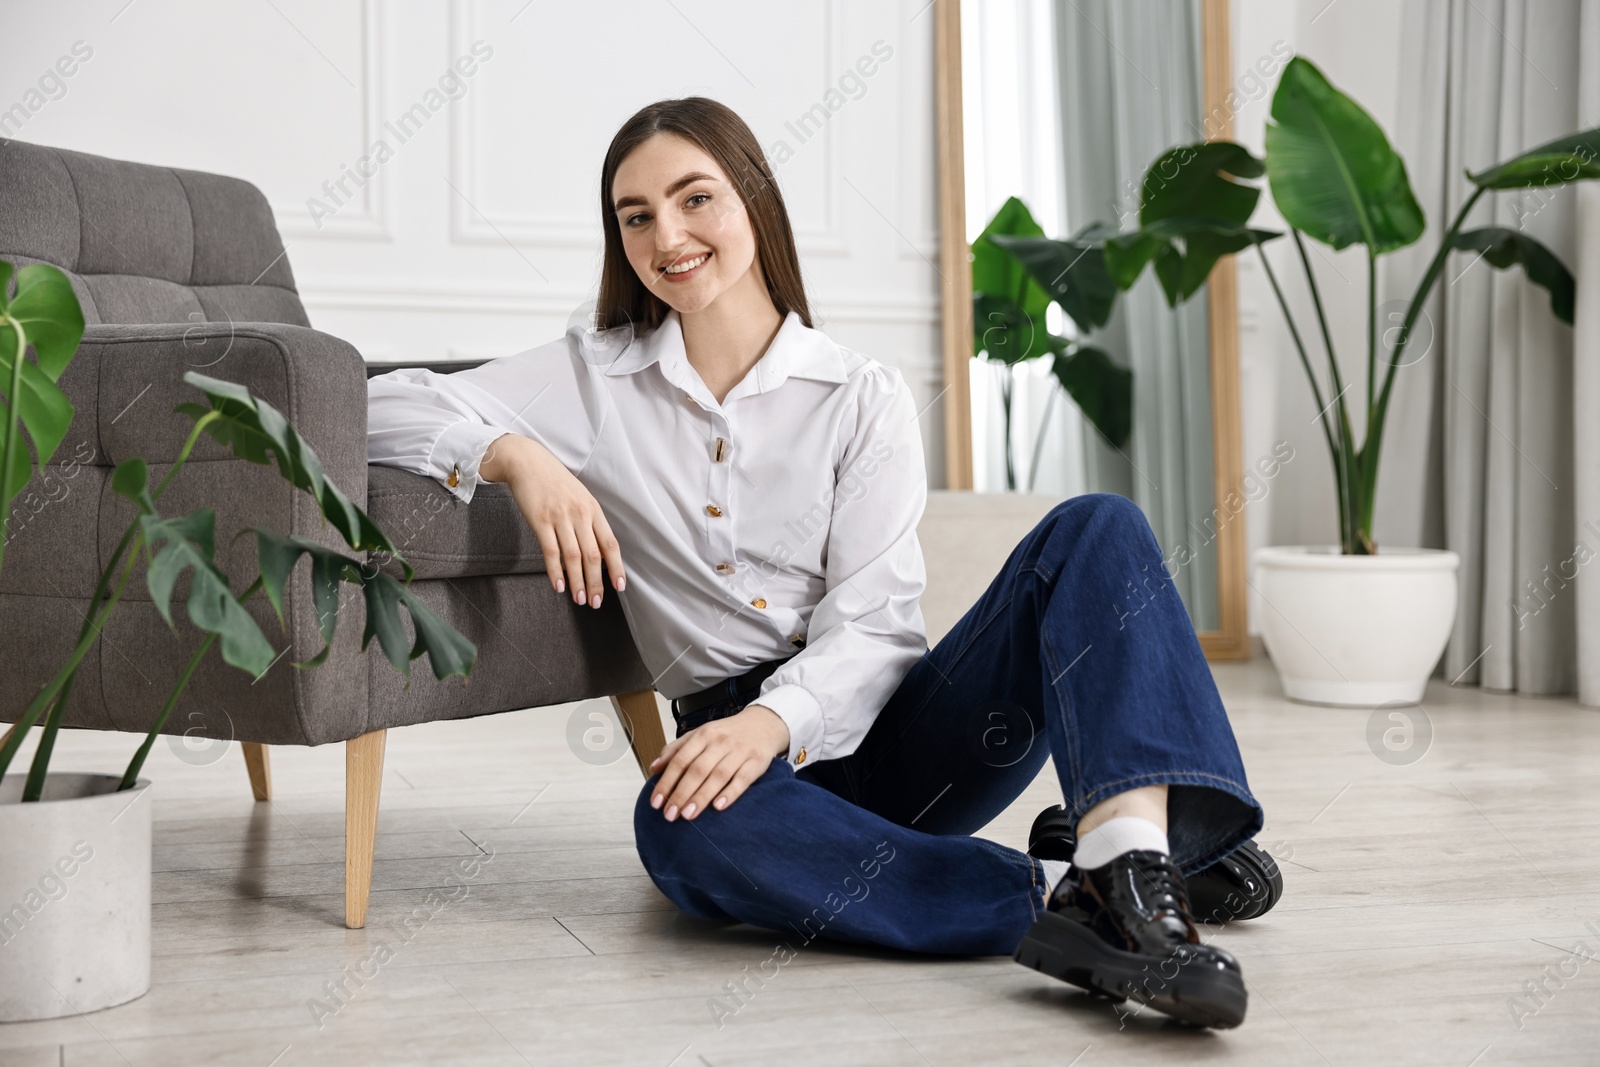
[633,494,1263,956]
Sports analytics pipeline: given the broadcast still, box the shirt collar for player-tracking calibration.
[600,310,848,394]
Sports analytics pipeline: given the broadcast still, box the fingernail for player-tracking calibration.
[616,575,626,591]
[590,593,602,609]
[574,589,584,604]
[665,804,679,821]
[651,793,663,809]
[714,797,727,810]
[683,803,697,818]
[555,577,565,593]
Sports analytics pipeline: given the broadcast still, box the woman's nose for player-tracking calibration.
[654,211,687,253]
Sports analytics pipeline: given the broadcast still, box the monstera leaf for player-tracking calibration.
[988,228,1121,335]
[1264,57,1425,254]
[0,261,85,573]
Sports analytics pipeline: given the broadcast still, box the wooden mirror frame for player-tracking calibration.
[932,0,1249,660]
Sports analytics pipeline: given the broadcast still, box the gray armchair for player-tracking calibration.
[0,139,665,927]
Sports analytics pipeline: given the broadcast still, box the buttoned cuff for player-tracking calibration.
[429,421,508,504]
[752,683,824,768]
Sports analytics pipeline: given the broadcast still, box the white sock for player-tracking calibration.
[1072,816,1170,871]
[1039,858,1070,895]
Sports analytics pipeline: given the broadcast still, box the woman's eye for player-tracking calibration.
[686,193,711,208]
[625,213,650,227]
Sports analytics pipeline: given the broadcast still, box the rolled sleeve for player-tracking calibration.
[755,364,929,766]
[367,334,598,501]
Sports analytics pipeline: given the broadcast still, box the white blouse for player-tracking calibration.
[365,310,930,768]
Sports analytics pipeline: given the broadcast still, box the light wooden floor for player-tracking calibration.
[2,656,1597,1067]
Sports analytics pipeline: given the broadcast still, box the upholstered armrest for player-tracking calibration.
[37,322,373,744]
[79,322,369,494]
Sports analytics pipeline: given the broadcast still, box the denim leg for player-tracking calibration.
[633,759,1047,956]
[632,493,1263,957]
[819,493,1262,876]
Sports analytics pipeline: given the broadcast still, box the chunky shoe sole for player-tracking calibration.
[1014,912,1247,1029]
[1187,839,1283,923]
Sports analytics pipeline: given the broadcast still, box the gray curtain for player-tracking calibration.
[1054,0,1219,630]
[1382,0,1600,699]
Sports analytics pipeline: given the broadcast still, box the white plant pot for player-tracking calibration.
[1253,546,1460,707]
[0,773,152,1022]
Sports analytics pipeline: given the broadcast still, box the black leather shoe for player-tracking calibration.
[1014,850,1247,1029]
[1027,805,1283,922]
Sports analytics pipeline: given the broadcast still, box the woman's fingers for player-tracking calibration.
[574,521,606,609]
[680,750,741,820]
[651,734,706,812]
[593,511,626,592]
[711,758,768,812]
[531,521,566,595]
[553,516,588,606]
[662,744,727,821]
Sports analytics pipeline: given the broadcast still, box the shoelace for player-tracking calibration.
[1124,852,1193,919]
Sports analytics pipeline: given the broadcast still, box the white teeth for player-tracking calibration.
[664,254,708,275]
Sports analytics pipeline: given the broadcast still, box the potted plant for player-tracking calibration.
[988,57,1599,705]
[0,262,476,1021]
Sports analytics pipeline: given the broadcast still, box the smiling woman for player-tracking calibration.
[366,93,1277,1033]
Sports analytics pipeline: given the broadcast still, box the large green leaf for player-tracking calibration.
[3,263,85,380]
[139,508,277,677]
[972,292,1059,365]
[1468,129,1600,190]
[1139,142,1264,229]
[0,263,84,553]
[1264,57,1425,253]
[987,231,1120,334]
[177,372,407,577]
[253,528,476,682]
[1052,345,1132,449]
[1451,227,1576,323]
[972,198,1053,357]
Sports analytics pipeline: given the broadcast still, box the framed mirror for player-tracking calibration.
[933,0,1248,659]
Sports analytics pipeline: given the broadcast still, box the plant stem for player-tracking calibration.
[1,529,143,787]
[0,317,28,576]
[1256,239,1350,549]
[1000,366,1015,491]
[1363,186,1487,541]
[118,576,263,790]
[1291,231,1364,553]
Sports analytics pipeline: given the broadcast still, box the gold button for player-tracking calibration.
[788,633,804,644]
[795,747,807,765]
[447,466,460,488]
[715,562,735,574]
[714,437,726,462]
[751,598,766,609]
[705,504,723,517]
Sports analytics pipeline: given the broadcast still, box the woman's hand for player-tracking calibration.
[648,705,790,820]
[479,432,625,608]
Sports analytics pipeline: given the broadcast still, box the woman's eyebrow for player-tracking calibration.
[613,171,718,212]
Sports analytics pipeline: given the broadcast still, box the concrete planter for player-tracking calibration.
[1253,546,1460,706]
[0,773,152,1022]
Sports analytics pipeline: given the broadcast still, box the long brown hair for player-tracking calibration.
[596,97,812,332]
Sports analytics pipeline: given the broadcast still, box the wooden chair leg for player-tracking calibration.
[345,729,386,929]
[240,742,272,801]
[610,690,667,776]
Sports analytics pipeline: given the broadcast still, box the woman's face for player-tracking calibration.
[611,133,762,318]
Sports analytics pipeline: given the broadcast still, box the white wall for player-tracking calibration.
[4,0,947,483]
[1232,0,1407,626]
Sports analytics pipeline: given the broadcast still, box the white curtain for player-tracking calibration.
[1382,0,1600,700]
[1054,0,1219,630]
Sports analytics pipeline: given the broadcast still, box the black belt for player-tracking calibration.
[670,655,796,735]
